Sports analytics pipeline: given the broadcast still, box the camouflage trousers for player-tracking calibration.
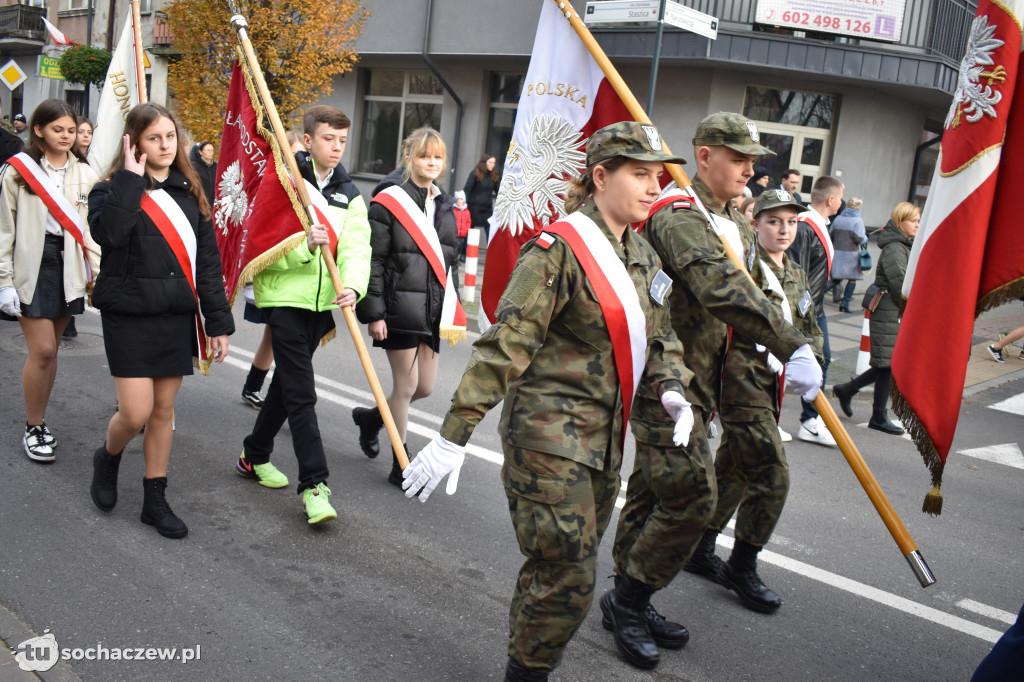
[502,442,620,673]
[709,412,790,547]
[612,407,717,589]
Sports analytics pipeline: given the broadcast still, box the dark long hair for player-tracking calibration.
[472,154,498,183]
[24,98,86,164]
[106,103,210,220]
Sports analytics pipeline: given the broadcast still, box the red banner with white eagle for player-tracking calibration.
[214,58,308,304]
[479,0,631,324]
[892,0,1024,514]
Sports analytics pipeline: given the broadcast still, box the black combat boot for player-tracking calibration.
[387,444,408,488]
[504,656,548,682]
[683,529,726,585]
[868,369,904,435]
[90,445,122,512]
[599,575,660,669]
[351,406,383,458]
[603,575,688,649]
[722,540,781,613]
[140,477,188,539]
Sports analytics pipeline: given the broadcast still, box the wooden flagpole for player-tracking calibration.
[228,10,409,469]
[130,0,147,103]
[552,0,934,587]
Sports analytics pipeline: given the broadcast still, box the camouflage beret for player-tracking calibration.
[586,121,686,166]
[692,112,776,156]
[753,188,805,217]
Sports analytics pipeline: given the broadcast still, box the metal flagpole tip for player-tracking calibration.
[230,14,248,30]
[905,550,936,588]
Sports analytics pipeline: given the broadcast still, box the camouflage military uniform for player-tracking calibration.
[439,201,689,672]
[0,118,16,135]
[612,174,810,590]
[711,245,823,546]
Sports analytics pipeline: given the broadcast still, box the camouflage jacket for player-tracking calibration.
[631,176,809,436]
[439,202,690,472]
[0,119,16,136]
[720,246,823,419]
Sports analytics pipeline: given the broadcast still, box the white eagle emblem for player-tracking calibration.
[492,114,587,236]
[215,161,248,236]
[946,14,1007,130]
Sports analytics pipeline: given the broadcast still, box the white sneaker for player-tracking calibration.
[797,417,837,447]
[778,426,793,442]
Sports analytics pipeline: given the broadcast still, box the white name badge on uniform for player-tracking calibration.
[650,269,672,305]
[798,290,813,316]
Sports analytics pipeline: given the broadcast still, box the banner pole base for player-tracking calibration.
[905,550,936,588]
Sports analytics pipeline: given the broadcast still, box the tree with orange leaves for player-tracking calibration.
[164,0,368,144]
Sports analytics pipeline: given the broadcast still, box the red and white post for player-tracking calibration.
[856,310,871,375]
[463,228,481,303]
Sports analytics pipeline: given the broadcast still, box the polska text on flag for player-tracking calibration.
[88,13,144,175]
[891,0,1024,514]
[479,0,631,324]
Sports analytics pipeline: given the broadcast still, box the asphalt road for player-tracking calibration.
[1,302,1021,681]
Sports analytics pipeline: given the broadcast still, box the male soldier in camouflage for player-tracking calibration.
[0,101,22,165]
[607,113,822,664]
[401,122,696,681]
[698,189,824,614]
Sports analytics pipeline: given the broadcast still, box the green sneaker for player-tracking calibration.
[302,483,337,524]
[236,451,289,488]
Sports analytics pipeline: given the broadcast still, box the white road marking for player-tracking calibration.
[222,343,1006,645]
[956,443,1024,470]
[989,392,1024,416]
[957,598,1018,626]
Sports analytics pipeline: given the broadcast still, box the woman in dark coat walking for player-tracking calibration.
[88,103,234,538]
[463,153,498,236]
[190,140,217,206]
[826,197,868,312]
[354,127,459,487]
[832,201,919,435]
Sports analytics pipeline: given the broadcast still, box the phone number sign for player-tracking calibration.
[755,0,906,42]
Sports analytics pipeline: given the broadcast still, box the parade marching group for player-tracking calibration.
[7,95,942,680]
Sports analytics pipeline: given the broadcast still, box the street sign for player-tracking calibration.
[664,2,718,40]
[38,55,64,80]
[0,60,27,91]
[584,0,660,25]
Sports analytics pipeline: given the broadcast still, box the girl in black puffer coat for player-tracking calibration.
[354,127,459,487]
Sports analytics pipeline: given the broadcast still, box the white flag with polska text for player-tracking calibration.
[88,12,144,175]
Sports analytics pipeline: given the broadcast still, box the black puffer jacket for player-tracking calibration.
[787,214,830,317]
[295,150,362,211]
[88,168,234,336]
[357,180,458,335]
[869,222,913,369]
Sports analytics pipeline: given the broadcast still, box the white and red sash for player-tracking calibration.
[798,208,834,275]
[543,212,647,436]
[301,178,342,259]
[140,189,210,371]
[371,186,466,344]
[7,152,92,281]
[759,258,792,413]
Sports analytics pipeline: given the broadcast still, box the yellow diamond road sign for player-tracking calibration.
[0,60,27,91]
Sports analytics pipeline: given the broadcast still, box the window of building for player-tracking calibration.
[356,69,443,176]
[484,72,523,174]
[63,0,90,10]
[26,0,45,7]
[743,86,836,130]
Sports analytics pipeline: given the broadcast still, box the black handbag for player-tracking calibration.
[858,244,873,271]
[861,284,886,312]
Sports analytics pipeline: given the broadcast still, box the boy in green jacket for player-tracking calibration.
[236,105,371,524]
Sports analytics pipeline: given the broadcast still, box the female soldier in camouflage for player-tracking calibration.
[400,122,696,681]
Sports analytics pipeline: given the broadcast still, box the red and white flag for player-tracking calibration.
[214,59,308,305]
[892,0,1024,514]
[480,0,630,323]
[42,18,73,46]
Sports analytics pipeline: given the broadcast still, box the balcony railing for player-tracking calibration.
[0,5,45,42]
[677,0,978,68]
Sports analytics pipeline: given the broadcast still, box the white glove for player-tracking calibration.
[755,343,785,376]
[243,283,256,306]
[785,343,823,401]
[402,434,466,502]
[0,286,21,317]
[660,390,695,447]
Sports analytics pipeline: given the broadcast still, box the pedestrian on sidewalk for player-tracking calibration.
[0,98,100,462]
[826,197,867,312]
[463,153,498,237]
[354,127,459,489]
[88,103,233,538]
[833,201,920,435]
[398,122,695,680]
[453,189,471,262]
[987,316,1024,362]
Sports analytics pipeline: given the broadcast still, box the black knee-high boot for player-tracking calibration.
[868,368,904,435]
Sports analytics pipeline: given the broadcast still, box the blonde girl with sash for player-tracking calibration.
[354,127,461,488]
[399,123,695,680]
[0,98,99,462]
[87,103,233,539]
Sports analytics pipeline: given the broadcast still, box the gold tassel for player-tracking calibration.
[440,327,466,346]
[319,327,337,347]
[922,483,942,516]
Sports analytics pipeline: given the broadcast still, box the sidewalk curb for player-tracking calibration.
[0,604,82,682]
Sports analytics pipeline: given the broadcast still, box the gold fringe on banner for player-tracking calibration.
[889,374,944,516]
[976,275,1024,317]
[440,326,466,346]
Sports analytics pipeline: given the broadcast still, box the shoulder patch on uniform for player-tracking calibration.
[672,200,693,210]
[535,232,556,250]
